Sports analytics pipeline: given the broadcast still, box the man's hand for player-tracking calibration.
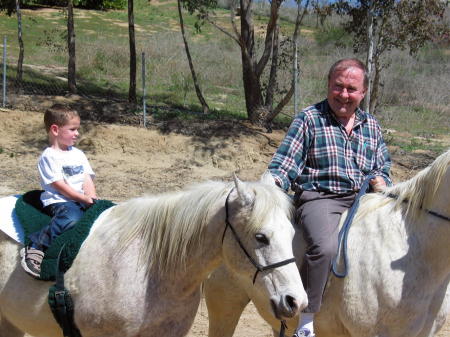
[369,176,386,192]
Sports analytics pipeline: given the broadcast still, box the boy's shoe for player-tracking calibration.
[293,328,315,337]
[20,246,44,279]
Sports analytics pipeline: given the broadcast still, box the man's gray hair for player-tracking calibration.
[328,58,369,89]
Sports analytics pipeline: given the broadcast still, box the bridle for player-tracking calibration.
[221,189,297,337]
[221,189,296,284]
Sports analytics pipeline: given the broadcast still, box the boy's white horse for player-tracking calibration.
[205,149,450,337]
[0,174,307,337]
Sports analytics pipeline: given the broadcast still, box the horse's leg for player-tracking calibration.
[204,266,250,337]
[0,316,25,337]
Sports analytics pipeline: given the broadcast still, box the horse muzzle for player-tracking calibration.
[270,292,305,319]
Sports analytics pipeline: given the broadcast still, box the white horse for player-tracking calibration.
[205,149,450,337]
[0,174,308,337]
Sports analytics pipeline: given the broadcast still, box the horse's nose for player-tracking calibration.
[285,294,299,314]
[282,293,299,317]
[271,293,301,319]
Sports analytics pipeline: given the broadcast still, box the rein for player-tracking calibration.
[332,176,450,279]
[221,189,296,284]
[331,175,375,278]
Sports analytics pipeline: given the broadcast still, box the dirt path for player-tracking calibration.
[0,108,448,337]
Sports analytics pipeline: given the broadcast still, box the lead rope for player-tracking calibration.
[331,175,375,278]
[279,320,288,337]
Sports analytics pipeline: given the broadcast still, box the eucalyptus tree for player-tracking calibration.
[335,0,449,114]
[182,0,311,126]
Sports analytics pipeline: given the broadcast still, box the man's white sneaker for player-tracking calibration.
[293,327,315,337]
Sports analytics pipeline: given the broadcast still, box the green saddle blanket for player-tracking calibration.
[15,191,115,281]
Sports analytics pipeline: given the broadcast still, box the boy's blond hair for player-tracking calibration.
[44,104,79,132]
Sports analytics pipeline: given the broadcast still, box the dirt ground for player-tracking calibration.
[0,108,448,336]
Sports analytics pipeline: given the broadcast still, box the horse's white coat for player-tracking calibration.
[205,149,450,337]
[0,175,307,337]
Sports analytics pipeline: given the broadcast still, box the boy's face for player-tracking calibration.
[50,116,80,150]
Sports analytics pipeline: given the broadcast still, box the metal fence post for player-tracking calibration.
[2,36,6,108]
[142,52,146,128]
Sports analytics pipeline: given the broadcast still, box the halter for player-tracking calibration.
[222,189,296,284]
[387,193,450,222]
[427,209,450,222]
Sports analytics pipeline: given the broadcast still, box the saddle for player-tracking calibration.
[15,190,115,281]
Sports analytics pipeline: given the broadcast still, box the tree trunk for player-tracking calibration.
[370,59,382,114]
[223,0,309,125]
[67,0,76,94]
[264,0,310,125]
[264,24,279,109]
[128,0,137,103]
[15,0,24,93]
[364,0,375,113]
[177,0,210,114]
[240,0,265,124]
[368,6,389,115]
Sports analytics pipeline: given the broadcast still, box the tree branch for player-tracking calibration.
[266,82,295,123]
[255,0,282,78]
[204,15,241,45]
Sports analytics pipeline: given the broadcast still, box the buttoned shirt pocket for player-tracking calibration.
[353,139,376,174]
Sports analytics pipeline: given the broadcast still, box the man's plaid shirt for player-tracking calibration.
[269,100,392,194]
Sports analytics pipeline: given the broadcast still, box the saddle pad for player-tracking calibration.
[15,192,115,281]
[0,195,25,243]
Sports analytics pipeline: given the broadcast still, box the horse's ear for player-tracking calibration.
[260,170,276,186]
[233,173,254,206]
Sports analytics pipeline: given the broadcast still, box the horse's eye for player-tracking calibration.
[255,233,269,245]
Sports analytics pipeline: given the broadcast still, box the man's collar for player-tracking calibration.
[355,107,367,123]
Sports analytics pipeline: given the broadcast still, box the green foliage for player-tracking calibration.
[181,0,217,15]
[314,25,352,48]
[35,28,67,53]
[390,136,447,154]
[74,0,126,10]
[12,0,127,10]
[334,0,449,55]
[180,0,218,32]
[0,0,15,15]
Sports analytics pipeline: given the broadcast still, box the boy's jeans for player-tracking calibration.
[28,201,85,251]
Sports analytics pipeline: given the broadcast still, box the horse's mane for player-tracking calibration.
[110,179,293,276]
[358,149,450,220]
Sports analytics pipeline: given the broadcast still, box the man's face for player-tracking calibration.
[327,67,366,119]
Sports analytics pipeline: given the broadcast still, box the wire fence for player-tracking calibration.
[1,34,163,129]
[0,23,302,126]
[1,38,123,99]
